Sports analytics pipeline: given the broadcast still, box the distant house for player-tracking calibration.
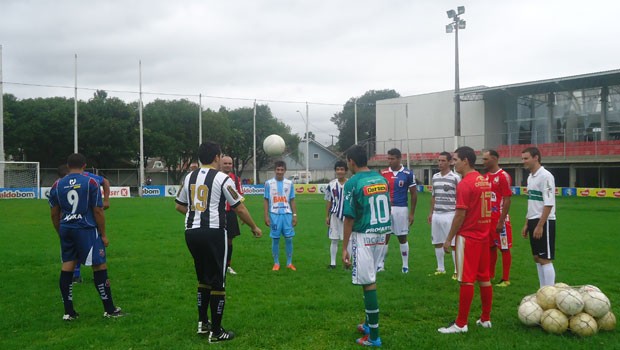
[280,139,341,182]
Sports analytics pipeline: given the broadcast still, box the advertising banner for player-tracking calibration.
[241,185,265,196]
[165,185,180,197]
[142,185,165,197]
[0,187,38,199]
[109,186,131,198]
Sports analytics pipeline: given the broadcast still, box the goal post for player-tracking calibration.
[0,161,40,199]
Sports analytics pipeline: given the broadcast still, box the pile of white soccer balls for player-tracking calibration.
[518,283,616,336]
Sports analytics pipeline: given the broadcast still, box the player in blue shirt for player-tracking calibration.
[49,153,123,320]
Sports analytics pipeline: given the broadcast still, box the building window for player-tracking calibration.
[313,153,319,159]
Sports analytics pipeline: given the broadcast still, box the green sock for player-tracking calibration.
[364,289,379,340]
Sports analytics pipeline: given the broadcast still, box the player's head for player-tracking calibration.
[482,149,499,171]
[334,160,348,179]
[67,153,87,170]
[387,148,402,169]
[198,141,221,165]
[221,156,233,174]
[57,164,70,178]
[521,147,541,171]
[346,145,367,173]
[189,162,199,171]
[274,160,287,180]
[437,151,452,172]
[453,146,476,175]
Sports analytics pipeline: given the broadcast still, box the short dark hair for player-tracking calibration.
[67,153,86,169]
[334,160,348,171]
[198,141,221,164]
[274,160,287,170]
[346,145,368,167]
[454,146,476,166]
[522,147,541,163]
[387,148,402,158]
[485,149,500,158]
[57,164,69,178]
[439,151,452,161]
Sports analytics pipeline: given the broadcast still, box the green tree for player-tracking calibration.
[331,89,400,154]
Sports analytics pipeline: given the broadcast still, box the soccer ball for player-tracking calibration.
[263,134,286,156]
[554,282,570,289]
[555,289,584,316]
[540,309,569,334]
[569,312,598,337]
[582,290,611,318]
[520,293,537,305]
[536,286,558,310]
[518,300,543,326]
[578,284,601,293]
[596,311,616,331]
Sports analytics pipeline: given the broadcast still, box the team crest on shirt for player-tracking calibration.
[494,177,499,184]
[226,185,239,200]
[99,249,105,257]
[398,180,404,187]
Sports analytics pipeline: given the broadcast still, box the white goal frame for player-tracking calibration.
[0,161,40,199]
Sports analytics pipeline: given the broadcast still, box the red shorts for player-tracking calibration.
[488,218,512,250]
[455,235,490,283]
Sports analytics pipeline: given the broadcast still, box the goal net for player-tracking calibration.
[0,161,40,199]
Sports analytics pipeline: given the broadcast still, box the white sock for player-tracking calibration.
[536,263,544,288]
[435,247,445,271]
[542,263,555,286]
[378,244,388,269]
[330,240,339,266]
[400,242,409,269]
[451,251,457,273]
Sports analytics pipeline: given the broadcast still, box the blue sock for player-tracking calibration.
[73,264,81,278]
[285,237,293,265]
[272,238,280,264]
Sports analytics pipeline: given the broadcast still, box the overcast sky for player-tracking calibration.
[2,0,620,145]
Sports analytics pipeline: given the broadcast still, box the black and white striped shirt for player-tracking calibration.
[175,167,243,230]
[431,170,461,213]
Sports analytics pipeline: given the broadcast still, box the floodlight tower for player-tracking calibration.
[446,6,466,148]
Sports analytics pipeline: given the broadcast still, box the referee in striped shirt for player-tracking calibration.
[176,141,262,343]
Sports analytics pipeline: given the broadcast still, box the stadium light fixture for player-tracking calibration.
[445,6,466,148]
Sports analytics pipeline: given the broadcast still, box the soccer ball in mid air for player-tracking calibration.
[569,312,598,337]
[556,289,584,316]
[263,134,286,156]
[536,286,558,310]
[540,309,569,334]
[582,290,611,318]
[596,311,616,331]
[518,300,543,326]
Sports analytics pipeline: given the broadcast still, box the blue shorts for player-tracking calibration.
[269,213,295,238]
[59,226,107,266]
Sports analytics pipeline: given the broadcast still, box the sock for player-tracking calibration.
[399,242,409,269]
[210,290,226,333]
[272,238,280,264]
[226,243,233,267]
[501,250,512,281]
[378,245,388,269]
[197,285,211,323]
[93,269,116,313]
[363,289,380,341]
[435,247,445,271]
[60,270,75,315]
[536,263,544,288]
[456,284,474,328]
[285,237,294,265]
[451,251,457,273]
[479,284,493,322]
[489,247,497,280]
[73,264,81,278]
[330,240,339,266]
[542,263,555,286]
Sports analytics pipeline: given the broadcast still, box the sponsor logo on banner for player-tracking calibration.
[562,188,575,196]
[142,186,164,197]
[511,186,520,195]
[318,185,328,194]
[0,188,37,199]
[307,185,317,193]
[597,189,607,197]
[295,186,305,194]
[614,191,620,198]
[579,188,590,197]
[110,187,131,198]
[241,185,265,196]
[166,185,179,197]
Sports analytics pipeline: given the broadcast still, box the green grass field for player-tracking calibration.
[1,193,618,349]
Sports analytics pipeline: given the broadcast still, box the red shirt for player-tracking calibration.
[484,169,512,221]
[225,172,243,212]
[456,171,492,240]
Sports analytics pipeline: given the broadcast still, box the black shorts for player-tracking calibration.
[185,227,227,289]
[527,219,556,260]
[226,210,241,238]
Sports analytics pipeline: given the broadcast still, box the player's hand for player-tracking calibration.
[103,200,110,210]
[251,226,262,238]
[533,225,543,239]
[443,240,451,253]
[427,213,432,224]
[342,250,351,268]
[496,220,504,233]
[521,225,528,239]
[408,213,415,226]
[292,216,298,227]
[325,217,330,226]
[101,235,109,247]
[264,217,270,227]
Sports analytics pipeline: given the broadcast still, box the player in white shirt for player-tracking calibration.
[520,147,557,287]
[428,152,460,278]
[324,160,349,269]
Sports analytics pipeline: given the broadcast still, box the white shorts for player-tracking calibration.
[351,232,387,285]
[328,213,344,240]
[431,211,456,246]
[390,206,409,236]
